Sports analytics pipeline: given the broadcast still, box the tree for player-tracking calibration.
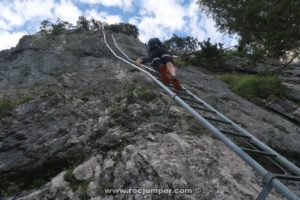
[107,23,139,38]
[40,20,52,33]
[164,34,199,53]
[76,16,90,32]
[90,18,103,32]
[164,34,199,64]
[197,0,300,58]
[51,18,73,35]
[191,38,225,69]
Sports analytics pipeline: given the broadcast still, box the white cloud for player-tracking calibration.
[186,0,237,47]
[0,31,27,50]
[79,0,134,11]
[0,0,237,51]
[0,19,10,31]
[0,0,82,50]
[0,0,56,29]
[53,0,82,24]
[85,10,122,24]
[133,17,170,42]
[131,0,187,42]
[139,0,186,30]
[131,0,237,46]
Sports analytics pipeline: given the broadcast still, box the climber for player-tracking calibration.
[135,38,182,91]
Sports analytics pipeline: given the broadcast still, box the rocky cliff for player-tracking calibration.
[0,31,299,200]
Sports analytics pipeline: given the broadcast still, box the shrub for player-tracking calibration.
[224,49,245,58]
[64,168,90,199]
[126,83,156,102]
[164,34,199,65]
[40,20,52,34]
[30,179,47,189]
[164,34,199,53]
[75,16,90,32]
[0,99,15,118]
[0,97,33,118]
[173,55,186,67]
[191,38,225,69]
[247,47,265,63]
[106,23,139,38]
[51,18,74,35]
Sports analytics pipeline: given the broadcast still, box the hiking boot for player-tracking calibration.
[159,65,170,85]
[171,77,182,91]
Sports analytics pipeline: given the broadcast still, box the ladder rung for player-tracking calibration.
[179,96,204,105]
[220,130,251,139]
[269,174,300,182]
[242,148,277,157]
[190,105,216,113]
[169,86,192,98]
[204,116,232,125]
[174,90,193,97]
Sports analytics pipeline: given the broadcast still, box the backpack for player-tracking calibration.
[147,38,163,52]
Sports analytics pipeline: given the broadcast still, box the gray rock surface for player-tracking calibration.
[223,55,300,123]
[0,31,298,199]
[178,66,300,160]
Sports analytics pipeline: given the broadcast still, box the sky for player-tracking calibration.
[0,0,238,51]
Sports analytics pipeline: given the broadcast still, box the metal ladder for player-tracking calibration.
[102,30,300,200]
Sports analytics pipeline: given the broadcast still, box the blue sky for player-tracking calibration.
[0,0,238,50]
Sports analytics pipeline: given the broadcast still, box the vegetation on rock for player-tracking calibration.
[40,17,139,38]
[218,73,286,101]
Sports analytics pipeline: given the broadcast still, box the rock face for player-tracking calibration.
[178,66,300,161]
[0,31,298,199]
[224,55,300,124]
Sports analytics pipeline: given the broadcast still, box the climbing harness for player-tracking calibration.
[102,29,300,200]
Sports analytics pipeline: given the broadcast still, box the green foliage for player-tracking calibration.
[106,23,139,38]
[164,34,199,53]
[39,18,138,39]
[0,97,33,118]
[126,83,155,102]
[81,89,98,102]
[64,168,78,190]
[218,74,286,101]
[191,38,225,68]
[235,43,266,63]
[40,20,52,33]
[199,38,224,61]
[64,168,90,200]
[274,125,289,134]
[30,179,47,189]
[173,55,186,67]
[18,96,34,104]
[75,16,90,32]
[224,50,246,57]
[197,0,300,58]
[164,34,199,65]
[79,180,90,200]
[0,99,15,118]
[90,18,102,32]
[51,18,74,35]
[247,47,266,63]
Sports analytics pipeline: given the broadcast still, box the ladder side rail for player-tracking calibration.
[103,30,300,200]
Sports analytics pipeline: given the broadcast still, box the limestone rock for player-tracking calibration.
[0,31,298,200]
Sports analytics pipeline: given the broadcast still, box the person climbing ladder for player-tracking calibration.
[135,38,182,91]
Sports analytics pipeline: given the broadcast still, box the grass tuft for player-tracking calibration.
[218,73,286,101]
[0,96,33,119]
